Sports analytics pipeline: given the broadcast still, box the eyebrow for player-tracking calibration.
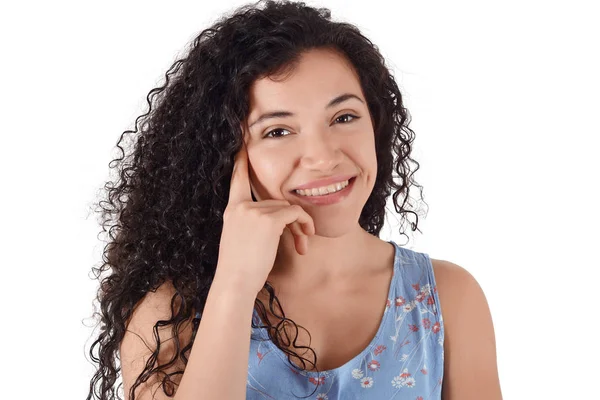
[248,93,364,129]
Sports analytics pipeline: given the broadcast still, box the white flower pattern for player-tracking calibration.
[360,376,374,388]
[245,244,444,399]
[351,368,364,379]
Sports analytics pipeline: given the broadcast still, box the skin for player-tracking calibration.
[242,47,390,289]
[433,260,504,399]
[241,47,503,398]
[119,48,502,400]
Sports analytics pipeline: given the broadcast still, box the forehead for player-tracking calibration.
[247,49,363,111]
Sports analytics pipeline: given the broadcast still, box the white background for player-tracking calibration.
[1,0,598,398]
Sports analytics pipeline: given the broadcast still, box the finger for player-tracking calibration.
[295,231,309,255]
[251,199,291,208]
[228,143,253,205]
[271,205,315,237]
[286,223,309,255]
[295,207,315,236]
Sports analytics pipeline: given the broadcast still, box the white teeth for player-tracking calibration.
[295,179,350,197]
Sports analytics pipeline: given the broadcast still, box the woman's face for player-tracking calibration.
[242,48,377,236]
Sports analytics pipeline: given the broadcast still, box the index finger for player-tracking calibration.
[228,142,253,204]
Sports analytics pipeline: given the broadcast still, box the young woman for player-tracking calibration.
[86,1,502,399]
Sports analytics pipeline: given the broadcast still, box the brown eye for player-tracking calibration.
[263,128,291,139]
[335,114,359,124]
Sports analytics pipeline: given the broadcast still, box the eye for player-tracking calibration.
[262,114,359,139]
[263,128,291,139]
[334,113,360,124]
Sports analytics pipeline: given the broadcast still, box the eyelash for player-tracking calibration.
[263,113,360,139]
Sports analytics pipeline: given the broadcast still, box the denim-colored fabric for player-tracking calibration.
[245,241,445,400]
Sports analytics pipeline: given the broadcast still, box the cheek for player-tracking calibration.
[258,160,281,182]
[249,149,289,194]
[352,134,377,169]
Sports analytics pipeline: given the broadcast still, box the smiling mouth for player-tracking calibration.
[291,176,357,197]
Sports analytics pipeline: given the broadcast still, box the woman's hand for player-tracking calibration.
[215,143,315,296]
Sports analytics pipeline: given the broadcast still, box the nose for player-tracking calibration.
[298,130,343,172]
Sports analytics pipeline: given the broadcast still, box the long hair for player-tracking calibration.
[85,1,426,399]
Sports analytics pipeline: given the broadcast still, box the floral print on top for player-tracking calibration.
[244,241,445,400]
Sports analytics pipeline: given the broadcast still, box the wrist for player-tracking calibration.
[211,269,260,301]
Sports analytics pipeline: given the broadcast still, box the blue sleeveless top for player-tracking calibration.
[245,240,445,399]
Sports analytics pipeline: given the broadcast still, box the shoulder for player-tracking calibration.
[126,280,183,332]
[430,258,503,400]
[430,259,484,308]
[124,280,196,344]
[121,281,195,399]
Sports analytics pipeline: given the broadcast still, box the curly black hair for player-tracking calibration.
[85,1,427,399]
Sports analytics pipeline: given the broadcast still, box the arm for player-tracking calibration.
[432,259,503,400]
[120,274,256,400]
[175,272,256,399]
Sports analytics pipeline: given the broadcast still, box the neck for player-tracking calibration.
[269,225,381,286]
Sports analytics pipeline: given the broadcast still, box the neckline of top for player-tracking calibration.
[251,240,401,377]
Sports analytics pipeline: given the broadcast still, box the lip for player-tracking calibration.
[291,177,356,206]
[293,174,356,191]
